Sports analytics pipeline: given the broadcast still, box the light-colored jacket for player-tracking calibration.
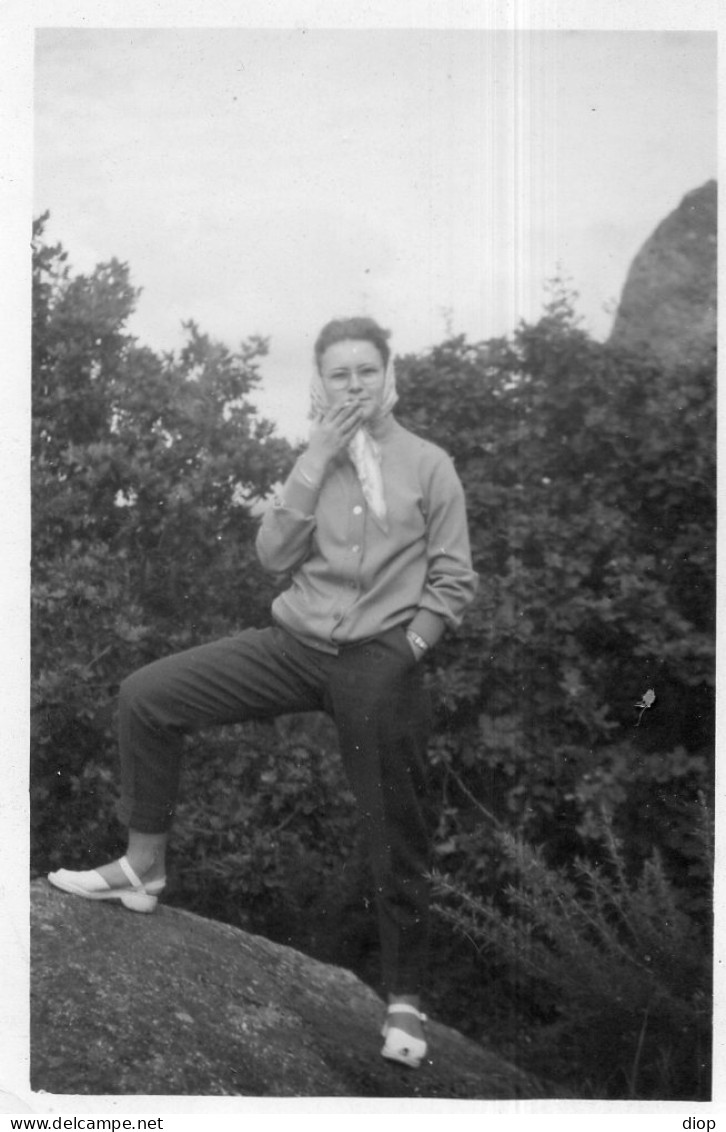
[256,419,478,652]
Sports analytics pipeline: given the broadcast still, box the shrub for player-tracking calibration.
[166,713,365,961]
[431,811,712,1099]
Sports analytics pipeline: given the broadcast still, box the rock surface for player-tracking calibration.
[31,879,548,1099]
[609,180,717,368]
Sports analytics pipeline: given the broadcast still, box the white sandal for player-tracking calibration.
[381,1003,428,1069]
[48,855,166,914]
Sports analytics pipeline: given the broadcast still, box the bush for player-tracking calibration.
[396,289,715,883]
[162,713,367,963]
[431,810,712,1099]
[31,214,293,874]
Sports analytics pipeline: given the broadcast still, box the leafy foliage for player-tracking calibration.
[167,713,365,959]
[394,288,714,1096]
[31,222,714,1099]
[432,811,712,1099]
[395,286,715,886]
[31,213,294,873]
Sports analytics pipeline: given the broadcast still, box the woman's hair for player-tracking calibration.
[314,317,391,371]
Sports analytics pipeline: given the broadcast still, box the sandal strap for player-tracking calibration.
[117,856,144,890]
[386,1004,427,1022]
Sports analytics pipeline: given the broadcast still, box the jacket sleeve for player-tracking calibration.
[418,452,479,628]
[255,496,317,576]
[255,458,323,574]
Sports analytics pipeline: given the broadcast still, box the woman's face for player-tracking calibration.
[319,339,386,422]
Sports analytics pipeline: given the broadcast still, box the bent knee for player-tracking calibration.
[119,663,167,716]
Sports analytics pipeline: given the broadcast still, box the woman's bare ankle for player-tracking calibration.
[92,849,165,888]
[125,852,165,881]
[126,831,168,881]
[386,994,424,1036]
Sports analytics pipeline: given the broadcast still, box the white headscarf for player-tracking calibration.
[309,355,398,532]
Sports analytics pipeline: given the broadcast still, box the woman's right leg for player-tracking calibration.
[69,627,328,887]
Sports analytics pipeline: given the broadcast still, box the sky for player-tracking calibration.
[32,21,717,442]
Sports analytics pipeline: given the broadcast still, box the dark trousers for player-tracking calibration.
[116,623,433,994]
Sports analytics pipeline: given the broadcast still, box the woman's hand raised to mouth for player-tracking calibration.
[305,398,365,472]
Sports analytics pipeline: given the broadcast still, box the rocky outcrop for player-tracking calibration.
[609,180,717,368]
[30,879,549,1099]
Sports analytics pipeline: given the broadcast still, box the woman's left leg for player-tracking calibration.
[327,627,434,1001]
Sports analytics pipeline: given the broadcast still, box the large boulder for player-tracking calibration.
[609,180,717,368]
[31,879,550,1099]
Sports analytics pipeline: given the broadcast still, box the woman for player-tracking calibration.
[49,316,478,1070]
